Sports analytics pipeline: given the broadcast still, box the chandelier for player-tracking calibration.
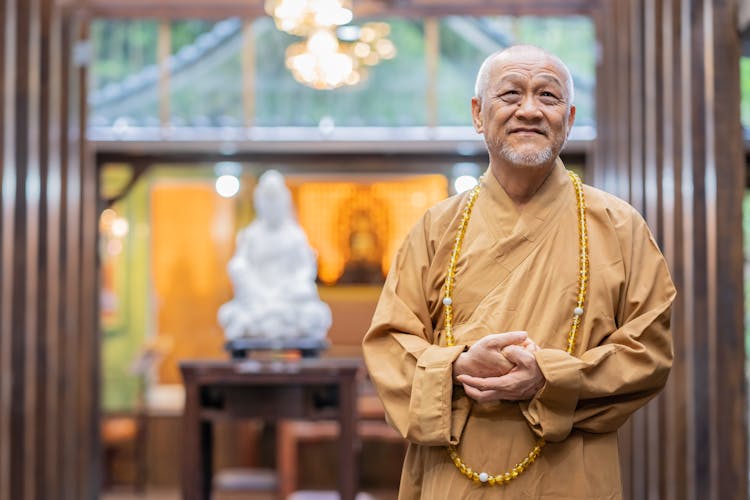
[265,0,353,36]
[265,0,396,90]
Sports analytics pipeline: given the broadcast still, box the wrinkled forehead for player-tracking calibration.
[490,52,566,84]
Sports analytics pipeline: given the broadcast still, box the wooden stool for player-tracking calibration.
[276,394,405,500]
[100,412,147,492]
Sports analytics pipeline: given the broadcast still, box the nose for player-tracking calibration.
[515,94,542,120]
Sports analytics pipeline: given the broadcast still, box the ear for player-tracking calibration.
[567,105,576,131]
[471,97,484,133]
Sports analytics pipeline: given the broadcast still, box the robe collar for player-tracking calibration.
[477,157,573,244]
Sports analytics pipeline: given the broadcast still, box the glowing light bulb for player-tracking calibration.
[307,29,339,55]
[454,175,478,193]
[375,38,396,59]
[353,42,370,58]
[216,175,240,198]
[111,217,129,238]
[360,26,376,43]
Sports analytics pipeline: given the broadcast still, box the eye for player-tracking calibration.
[500,90,521,102]
[538,91,563,105]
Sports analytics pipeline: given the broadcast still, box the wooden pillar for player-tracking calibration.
[0,1,99,499]
[593,0,747,498]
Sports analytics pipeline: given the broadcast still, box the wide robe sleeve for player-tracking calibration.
[363,210,486,446]
[520,206,675,442]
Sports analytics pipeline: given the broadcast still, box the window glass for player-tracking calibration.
[437,16,595,127]
[253,17,426,126]
[89,20,159,127]
[170,19,244,127]
[89,16,596,131]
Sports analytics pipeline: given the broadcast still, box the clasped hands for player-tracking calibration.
[453,331,545,403]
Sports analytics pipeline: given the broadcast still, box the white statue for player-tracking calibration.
[218,170,332,342]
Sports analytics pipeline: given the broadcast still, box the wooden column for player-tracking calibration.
[0,1,99,499]
[593,0,747,498]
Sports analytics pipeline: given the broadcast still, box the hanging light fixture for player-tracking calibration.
[286,29,357,89]
[347,22,396,67]
[265,0,353,37]
[267,0,396,90]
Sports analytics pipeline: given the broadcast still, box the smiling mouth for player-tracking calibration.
[510,128,546,135]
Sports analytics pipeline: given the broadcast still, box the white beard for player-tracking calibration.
[498,143,554,167]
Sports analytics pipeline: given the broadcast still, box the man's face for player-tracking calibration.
[471,50,576,169]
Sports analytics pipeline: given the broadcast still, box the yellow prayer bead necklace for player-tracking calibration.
[442,170,589,486]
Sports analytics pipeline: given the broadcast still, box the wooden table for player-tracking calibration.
[179,358,362,500]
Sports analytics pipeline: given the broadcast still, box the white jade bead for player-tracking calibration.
[479,472,489,483]
[443,297,452,306]
[573,307,584,316]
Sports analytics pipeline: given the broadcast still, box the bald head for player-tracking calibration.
[474,45,575,106]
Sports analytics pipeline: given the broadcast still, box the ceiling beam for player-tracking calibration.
[59,0,598,19]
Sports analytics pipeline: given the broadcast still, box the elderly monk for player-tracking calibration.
[362,45,675,499]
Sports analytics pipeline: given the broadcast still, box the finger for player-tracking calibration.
[521,338,540,351]
[457,374,512,392]
[460,372,536,401]
[484,331,528,349]
[462,376,528,402]
[462,384,501,403]
[471,375,523,400]
[502,344,535,365]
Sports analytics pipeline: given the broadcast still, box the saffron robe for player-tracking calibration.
[362,160,675,499]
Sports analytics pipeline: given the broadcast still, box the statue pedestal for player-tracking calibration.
[225,337,329,360]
